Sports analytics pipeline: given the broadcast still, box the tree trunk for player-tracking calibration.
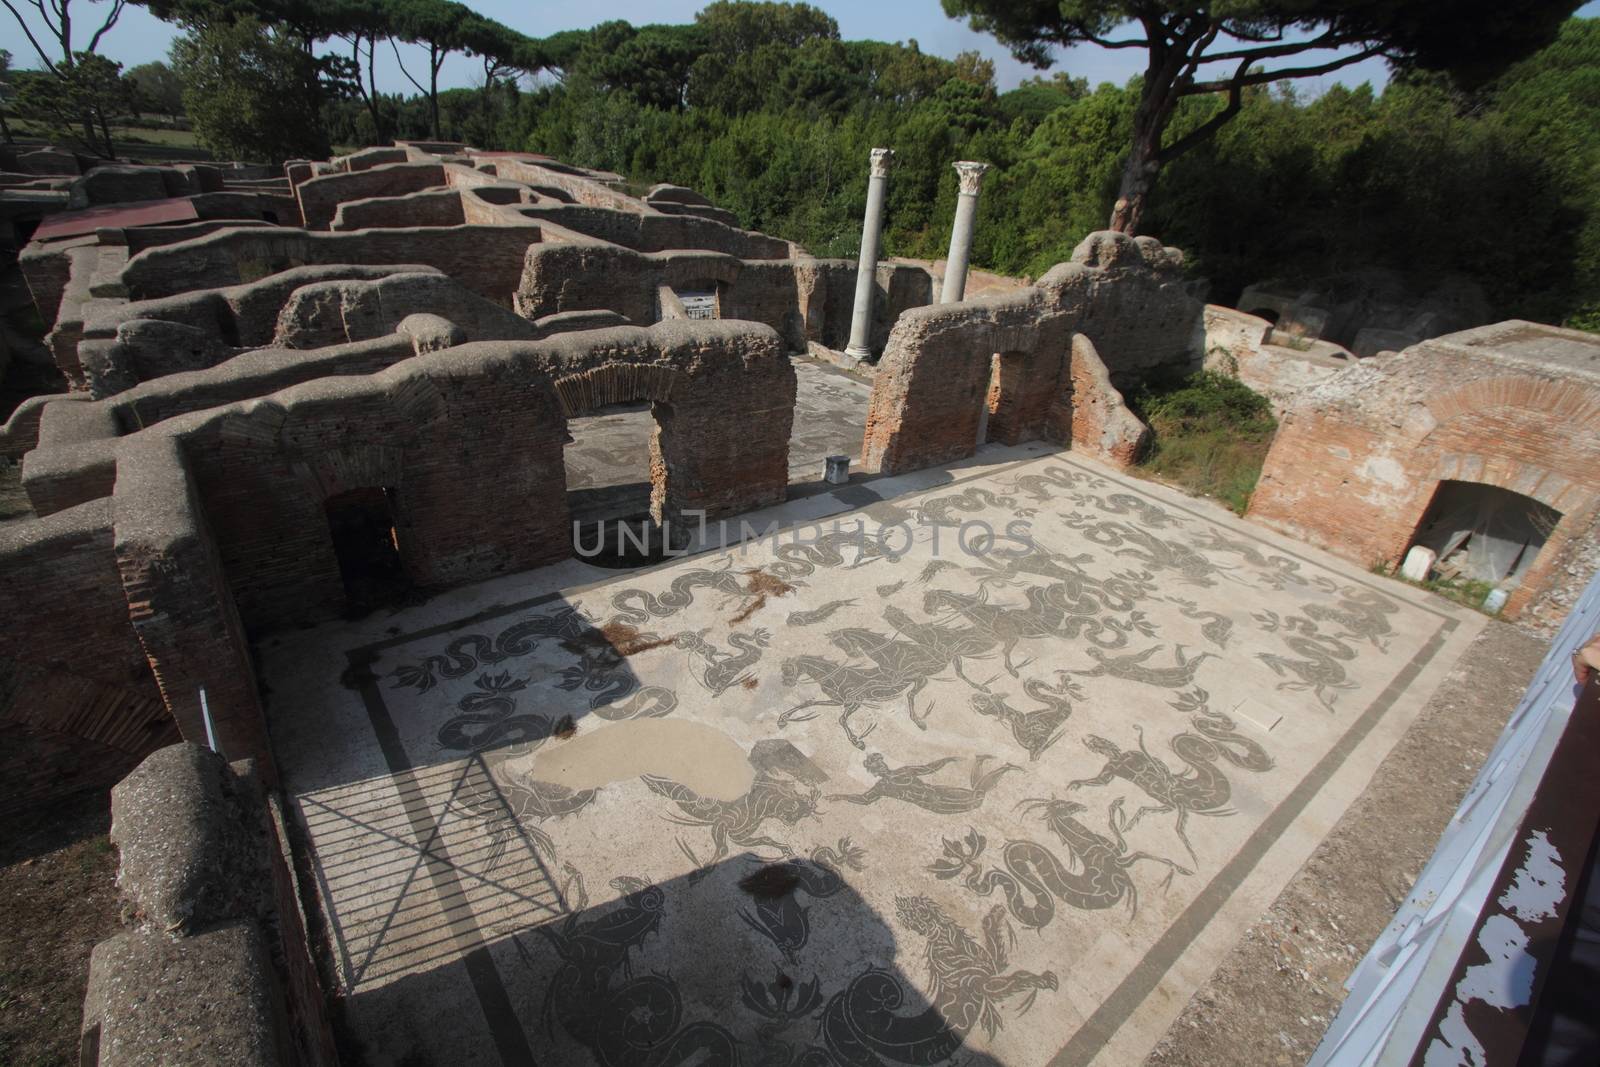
[368,39,386,144]
[355,36,385,144]
[429,45,441,139]
[98,107,116,160]
[0,108,12,143]
[1110,78,1173,235]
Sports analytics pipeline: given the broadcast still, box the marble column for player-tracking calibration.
[844,148,894,360]
[939,161,991,304]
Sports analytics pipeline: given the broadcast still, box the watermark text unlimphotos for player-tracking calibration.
[573,511,1034,562]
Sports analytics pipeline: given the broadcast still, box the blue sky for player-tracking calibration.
[8,0,1600,96]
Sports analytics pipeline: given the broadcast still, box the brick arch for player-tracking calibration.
[1407,461,1594,624]
[290,443,406,500]
[1424,375,1600,427]
[552,362,683,417]
[1425,453,1574,514]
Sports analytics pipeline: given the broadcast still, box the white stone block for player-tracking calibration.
[1400,545,1436,582]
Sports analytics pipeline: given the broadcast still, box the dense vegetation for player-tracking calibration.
[1128,371,1279,514]
[4,2,1598,327]
[941,0,1579,234]
[324,6,1600,325]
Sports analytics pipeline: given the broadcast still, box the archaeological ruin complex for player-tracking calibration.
[1,139,1596,1067]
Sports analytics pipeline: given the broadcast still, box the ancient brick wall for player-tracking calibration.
[1037,232,1204,389]
[76,264,439,396]
[0,498,175,814]
[522,203,791,260]
[0,498,152,691]
[862,291,1070,473]
[0,664,175,818]
[272,273,539,349]
[331,188,466,230]
[515,242,676,326]
[722,261,806,349]
[1248,321,1600,629]
[20,334,422,516]
[798,260,933,353]
[862,231,1194,475]
[25,399,121,514]
[492,157,650,212]
[335,146,410,173]
[1201,304,1350,417]
[1053,334,1151,466]
[82,746,339,1066]
[119,219,276,255]
[294,161,446,230]
[69,165,168,207]
[517,244,934,354]
[116,224,543,307]
[76,322,793,642]
[19,235,93,331]
[114,435,268,761]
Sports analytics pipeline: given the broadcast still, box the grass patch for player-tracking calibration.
[1128,370,1278,515]
[12,119,199,148]
[1371,562,1498,614]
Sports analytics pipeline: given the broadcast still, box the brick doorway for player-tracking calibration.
[1409,480,1562,590]
[982,350,1046,447]
[564,401,671,569]
[323,487,407,616]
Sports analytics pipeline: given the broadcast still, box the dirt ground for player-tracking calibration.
[1145,618,1546,1067]
[0,790,121,1067]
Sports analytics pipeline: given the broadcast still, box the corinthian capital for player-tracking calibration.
[953,160,991,196]
[869,147,895,179]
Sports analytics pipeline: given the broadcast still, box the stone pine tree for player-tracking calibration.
[2,0,129,155]
[943,0,1584,233]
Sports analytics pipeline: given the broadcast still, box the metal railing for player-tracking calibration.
[1309,568,1600,1066]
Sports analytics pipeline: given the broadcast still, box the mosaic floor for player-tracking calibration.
[265,447,1482,1067]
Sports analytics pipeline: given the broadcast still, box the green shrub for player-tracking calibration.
[1128,371,1278,514]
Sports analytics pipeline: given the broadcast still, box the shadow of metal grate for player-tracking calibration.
[298,754,567,989]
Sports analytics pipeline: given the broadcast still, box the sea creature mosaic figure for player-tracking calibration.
[895,894,1059,1038]
[736,839,867,962]
[1071,643,1217,689]
[934,798,1193,925]
[829,754,1018,815]
[1067,727,1236,861]
[538,868,738,1066]
[675,627,771,695]
[779,608,999,747]
[968,675,1081,760]
[643,767,822,868]
[1254,609,1360,710]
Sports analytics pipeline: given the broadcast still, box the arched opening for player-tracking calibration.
[323,487,408,616]
[1408,480,1561,591]
[564,401,672,569]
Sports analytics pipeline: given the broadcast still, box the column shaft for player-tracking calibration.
[940,161,991,304]
[845,148,893,359]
